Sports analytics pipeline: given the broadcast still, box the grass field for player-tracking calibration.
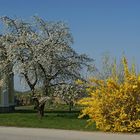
[0,106,97,131]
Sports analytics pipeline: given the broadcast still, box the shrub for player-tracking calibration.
[78,57,140,132]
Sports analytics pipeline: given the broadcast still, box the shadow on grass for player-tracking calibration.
[15,108,80,116]
[15,109,36,113]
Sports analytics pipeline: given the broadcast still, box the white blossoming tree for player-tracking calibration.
[0,16,95,117]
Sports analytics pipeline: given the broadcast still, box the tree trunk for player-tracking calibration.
[31,88,35,96]
[39,103,45,118]
[69,101,73,112]
[33,97,46,118]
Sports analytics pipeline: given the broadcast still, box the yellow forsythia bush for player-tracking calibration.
[78,57,140,132]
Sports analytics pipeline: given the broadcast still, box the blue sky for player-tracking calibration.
[0,0,140,90]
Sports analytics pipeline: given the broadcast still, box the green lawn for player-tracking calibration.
[0,112,97,131]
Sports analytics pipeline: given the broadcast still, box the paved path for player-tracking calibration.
[0,126,139,140]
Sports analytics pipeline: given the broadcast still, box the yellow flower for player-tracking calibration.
[138,76,140,82]
[75,79,83,85]
[132,85,137,89]
[135,120,140,128]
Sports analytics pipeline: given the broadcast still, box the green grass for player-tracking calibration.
[0,112,97,131]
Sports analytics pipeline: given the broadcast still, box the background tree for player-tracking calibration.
[54,82,86,112]
[96,53,127,83]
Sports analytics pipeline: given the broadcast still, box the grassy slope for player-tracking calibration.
[0,112,96,131]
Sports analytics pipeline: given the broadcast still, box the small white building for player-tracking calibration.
[0,72,15,112]
[0,35,15,112]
